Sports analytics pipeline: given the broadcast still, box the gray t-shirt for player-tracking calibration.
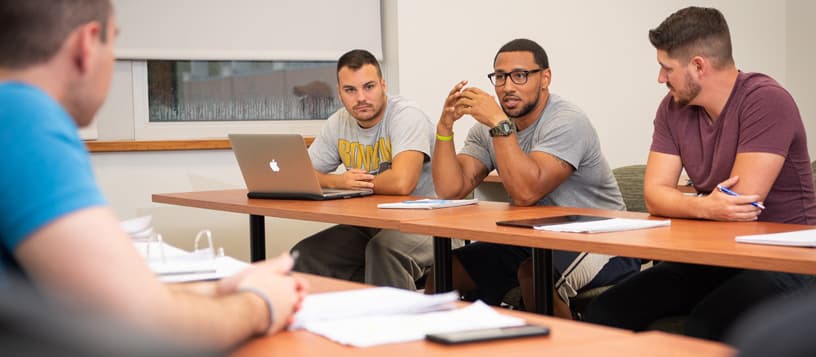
[309,95,436,197]
[460,94,624,210]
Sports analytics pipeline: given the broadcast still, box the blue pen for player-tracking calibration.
[716,185,766,210]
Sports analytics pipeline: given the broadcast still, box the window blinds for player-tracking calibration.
[112,0,382,61]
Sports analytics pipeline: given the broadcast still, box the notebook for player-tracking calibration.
[229,133,373,200]
[735,229,816,247]
[496,215,671,233]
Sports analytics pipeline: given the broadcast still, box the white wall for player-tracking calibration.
[786,0,816,157]
[92,0,811,262]
[395,0,789,168]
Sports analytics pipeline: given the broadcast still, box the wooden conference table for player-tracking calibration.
[233,273,734,357]
[400,205,816,314]
[153,189,538,303]
[153,190,816,314]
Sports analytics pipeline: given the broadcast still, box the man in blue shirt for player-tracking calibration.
[0,0,306,348]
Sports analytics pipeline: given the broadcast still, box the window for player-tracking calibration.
[148,60,340,122]
[109,0,382,140]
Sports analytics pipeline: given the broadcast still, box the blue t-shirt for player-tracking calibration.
[0,82,107,278]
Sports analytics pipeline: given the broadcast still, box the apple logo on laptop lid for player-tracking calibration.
[269,159,281,172]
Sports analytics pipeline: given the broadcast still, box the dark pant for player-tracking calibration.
[727,286,816,357]
[584,262,815,341]
[454,242,641,305]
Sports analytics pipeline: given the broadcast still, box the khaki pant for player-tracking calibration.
[291,225,437,290]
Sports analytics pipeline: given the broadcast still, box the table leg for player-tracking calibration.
[433,237,453,293]
[249,214,266,262]
[532,248,554,315]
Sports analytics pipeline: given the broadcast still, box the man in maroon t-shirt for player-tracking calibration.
[586,6,816,341]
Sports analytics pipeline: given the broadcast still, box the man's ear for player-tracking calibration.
[72,22,103,75]
[690,56,706,74]
[541,68,552,91]
[686,55,709,82]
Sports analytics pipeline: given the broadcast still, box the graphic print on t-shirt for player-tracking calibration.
[337,137,392,173]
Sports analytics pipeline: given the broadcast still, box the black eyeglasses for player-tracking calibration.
[487,68,543,86]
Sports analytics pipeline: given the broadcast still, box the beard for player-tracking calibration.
[502,90,541,119]
[354,105,383,122]
[669,71,702,106]
[350,98,385,124]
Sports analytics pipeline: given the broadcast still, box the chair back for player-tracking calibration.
[612,165,647,213]
[812,160,815,190]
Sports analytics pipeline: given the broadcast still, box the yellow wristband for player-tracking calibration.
[436,133,453,142]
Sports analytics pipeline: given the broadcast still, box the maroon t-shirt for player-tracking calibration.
[650,72,816,224]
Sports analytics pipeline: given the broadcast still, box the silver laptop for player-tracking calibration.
[229,133,373,200]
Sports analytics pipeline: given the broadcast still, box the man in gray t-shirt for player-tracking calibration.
[292,49,436,290]
[430,39,640,318]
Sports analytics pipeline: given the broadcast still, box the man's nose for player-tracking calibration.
[657,70,667,84]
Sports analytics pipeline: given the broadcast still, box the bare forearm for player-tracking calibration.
[315,171,341,189]
[372,170,417,195]
[645,185,704,219]
[149,290,267,348]
[492,137,549,206]
[432,140,469,199]
[167,281,217,296]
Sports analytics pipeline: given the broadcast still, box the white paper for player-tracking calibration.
[291,287,459,330]
[156,256,247,283]
[121,215,153,239]
[301,301,525,347]
[377,198,479,210]
[534,218,671,233]
[735,229,816,247]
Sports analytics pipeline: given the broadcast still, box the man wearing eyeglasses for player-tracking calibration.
[429,38,641,319]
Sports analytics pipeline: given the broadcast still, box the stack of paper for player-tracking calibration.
[534,218,671,233]
[377,198,479,210]
[291,287,524,347]
[735,229,816,247]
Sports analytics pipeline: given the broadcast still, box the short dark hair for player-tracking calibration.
[649,6,734,69]
[336,49,382,79]
[494,38,549,69]
[0,0,112,69]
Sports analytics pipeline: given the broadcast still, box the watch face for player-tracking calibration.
[490,120,515,136]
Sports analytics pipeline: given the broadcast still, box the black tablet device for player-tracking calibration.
[496,215,610,228]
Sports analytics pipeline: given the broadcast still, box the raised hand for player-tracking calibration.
[439,80,468,131]
[454,87,508,128]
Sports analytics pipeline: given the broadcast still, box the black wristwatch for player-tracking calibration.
[489,120,516,137]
